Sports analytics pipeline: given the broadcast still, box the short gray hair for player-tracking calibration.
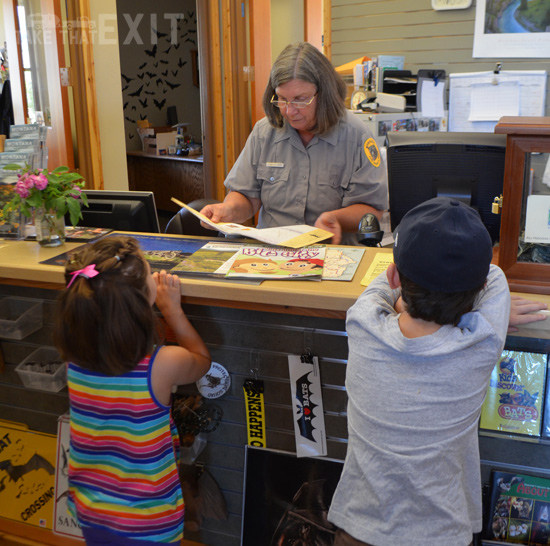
[262,42,347,134]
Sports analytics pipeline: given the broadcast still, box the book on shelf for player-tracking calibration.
[480,350,547,437]
[483,470,550,545]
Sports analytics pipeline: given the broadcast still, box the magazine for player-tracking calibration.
[171,198,333,248]
[225,245,326,280]
[480,350,547,437]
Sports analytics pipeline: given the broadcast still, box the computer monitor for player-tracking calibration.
[386,131,507,243]
[73,190,160,233]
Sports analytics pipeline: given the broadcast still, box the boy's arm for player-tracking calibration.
[473,265,511,340]
[508,295,547,332]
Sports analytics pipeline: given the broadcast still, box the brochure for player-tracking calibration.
[170,241,244,277]
[322,246,365,281]
[225,245,326,280]
[171,198,333,248]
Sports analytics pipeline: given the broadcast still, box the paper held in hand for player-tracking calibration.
[171,198,333,248]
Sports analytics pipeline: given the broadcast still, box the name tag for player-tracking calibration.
[266,162,284,168]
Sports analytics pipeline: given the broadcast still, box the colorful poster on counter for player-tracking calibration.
[0,420,57,529]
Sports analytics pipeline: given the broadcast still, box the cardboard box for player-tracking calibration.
[155,131,177,155]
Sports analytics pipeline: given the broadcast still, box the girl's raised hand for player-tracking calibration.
[153,270,184,318]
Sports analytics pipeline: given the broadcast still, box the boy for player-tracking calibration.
[328,197,511,546]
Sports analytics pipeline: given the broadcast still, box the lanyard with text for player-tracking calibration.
[243,369,266,448]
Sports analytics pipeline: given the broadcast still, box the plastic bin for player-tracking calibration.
[0,297,43,340]
[15,346,67,392]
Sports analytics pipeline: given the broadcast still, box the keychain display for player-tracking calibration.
[172,394,222,447]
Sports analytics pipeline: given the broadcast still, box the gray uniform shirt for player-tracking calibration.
[328,265,510,546]
[224,110,388,244]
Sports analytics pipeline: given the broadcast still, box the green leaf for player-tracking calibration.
[2,163,25,171]
[67,197,82,226]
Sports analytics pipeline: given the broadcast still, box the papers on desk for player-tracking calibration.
[360,252,393,286]
[171,198,333,248]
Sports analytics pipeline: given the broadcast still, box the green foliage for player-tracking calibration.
[1,163,88,227]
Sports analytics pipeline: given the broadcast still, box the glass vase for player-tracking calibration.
[35,207,66,247]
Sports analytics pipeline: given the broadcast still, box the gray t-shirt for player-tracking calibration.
[224,110,388,243]
[328,265,510,546]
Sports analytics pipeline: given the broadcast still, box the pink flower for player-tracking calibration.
[32,173,48,190]
[15,178,30,198]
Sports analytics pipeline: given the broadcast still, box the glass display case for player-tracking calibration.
[495,117,550,294]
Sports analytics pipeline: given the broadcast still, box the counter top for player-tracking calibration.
[0,236,382,318]
[2,236,550,331]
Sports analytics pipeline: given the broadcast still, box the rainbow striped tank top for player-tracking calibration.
[67,349,183,543]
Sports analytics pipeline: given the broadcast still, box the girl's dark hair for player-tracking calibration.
[54,236,157,375]
[262,42,347,134]
[398,270,485,327]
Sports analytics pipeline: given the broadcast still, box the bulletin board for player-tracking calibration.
[449,70,547,133]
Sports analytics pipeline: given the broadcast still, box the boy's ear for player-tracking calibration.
[387,263,401,290]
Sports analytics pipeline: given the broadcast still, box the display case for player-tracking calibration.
[495,117,550,294]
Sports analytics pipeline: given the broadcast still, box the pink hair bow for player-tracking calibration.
[67,264,100,288]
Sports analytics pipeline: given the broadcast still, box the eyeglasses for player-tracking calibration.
[270,94,317,109]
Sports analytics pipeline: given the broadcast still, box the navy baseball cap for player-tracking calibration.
[393,197,493,292]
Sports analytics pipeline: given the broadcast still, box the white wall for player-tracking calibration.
[270,0,304,62]
[90,0,128,190]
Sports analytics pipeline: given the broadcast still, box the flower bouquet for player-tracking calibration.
[1,164,88,246]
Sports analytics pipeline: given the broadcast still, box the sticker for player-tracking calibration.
[363,137,381,168]
[288,354,327,458]
[196,362,231,399]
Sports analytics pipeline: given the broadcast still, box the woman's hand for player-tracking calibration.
[199,192,260,228]
[315,212,342,245]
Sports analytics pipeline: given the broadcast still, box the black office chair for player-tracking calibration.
[165,198,221,237]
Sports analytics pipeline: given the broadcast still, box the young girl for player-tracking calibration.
[54,236,211,546]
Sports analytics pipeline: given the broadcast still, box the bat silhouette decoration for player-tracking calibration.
[154,98,167,110]
[145,44,157,58]
[165,80,181,90]
[294,372,318,441]
[128,85,143,97]
[0,453,55,483]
